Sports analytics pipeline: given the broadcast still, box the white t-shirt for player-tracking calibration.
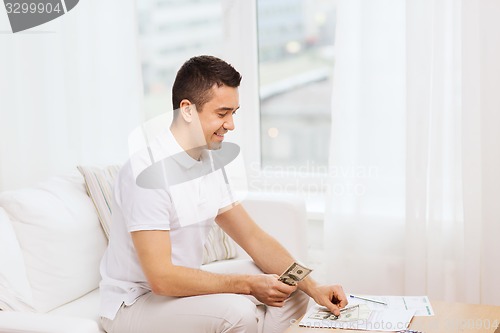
[99,129,233,320]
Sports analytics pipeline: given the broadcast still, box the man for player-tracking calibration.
[99,55,347,333]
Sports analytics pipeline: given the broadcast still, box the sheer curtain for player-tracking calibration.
[0,0,142,191]
[325,0,500,305]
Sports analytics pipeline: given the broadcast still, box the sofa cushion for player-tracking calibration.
[202,223,238,264]
[77,165,238,264]
[48,288,101,324]
[0,174,108,313]
[0,208,34,312]
[0,311,101,333]
[77,165,120,238]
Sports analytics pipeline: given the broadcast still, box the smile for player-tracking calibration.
[214,129,227,138]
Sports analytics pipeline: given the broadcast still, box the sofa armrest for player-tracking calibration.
[0,311,101,333]
[238,192,308,262]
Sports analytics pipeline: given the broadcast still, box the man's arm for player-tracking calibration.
[131,229,296,307]
[216,203,348,315]
[215,203,295,277]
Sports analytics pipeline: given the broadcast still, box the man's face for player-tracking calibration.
[197,84,240,150]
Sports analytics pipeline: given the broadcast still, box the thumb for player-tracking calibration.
[326,302,341,317]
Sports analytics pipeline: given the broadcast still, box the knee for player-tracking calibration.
[220,296,258,333]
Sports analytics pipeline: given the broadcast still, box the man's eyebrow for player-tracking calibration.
[215,106,240,112]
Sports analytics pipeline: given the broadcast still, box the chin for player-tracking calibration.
[208,142,222,150]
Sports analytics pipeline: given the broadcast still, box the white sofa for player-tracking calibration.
[0,170,308,333]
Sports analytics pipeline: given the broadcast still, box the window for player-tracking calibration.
[137,0,225,120]
[251,0,337,199]
[257,0,336,170]
[136,0,337,200]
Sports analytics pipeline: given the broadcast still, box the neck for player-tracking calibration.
[170,123,205,161]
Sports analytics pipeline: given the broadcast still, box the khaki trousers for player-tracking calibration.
[100,260,309,333]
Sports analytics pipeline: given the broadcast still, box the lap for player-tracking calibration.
[101,260,307,333]
[102,292,260,333]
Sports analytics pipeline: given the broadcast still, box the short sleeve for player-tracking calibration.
[115,163,171,232]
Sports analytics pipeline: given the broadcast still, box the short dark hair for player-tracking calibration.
[172,55,242,111]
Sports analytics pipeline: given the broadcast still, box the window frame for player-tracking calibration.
[228,0,330,201]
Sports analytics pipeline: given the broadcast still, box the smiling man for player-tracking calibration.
[170,56,240,153]
[98,55,347,333]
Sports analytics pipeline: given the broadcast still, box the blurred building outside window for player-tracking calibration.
[256,0,336,202]
[137,0,336,204]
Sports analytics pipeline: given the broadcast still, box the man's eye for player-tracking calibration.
[232,110,237,115]
[218,113,226,118]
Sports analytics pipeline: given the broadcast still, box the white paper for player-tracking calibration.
[299,303,415,332]
[349,295,434,316]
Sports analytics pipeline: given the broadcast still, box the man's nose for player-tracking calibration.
[224,115,235,131]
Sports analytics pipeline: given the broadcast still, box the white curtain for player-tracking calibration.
[326,0,500,305]
[0,0,142,191]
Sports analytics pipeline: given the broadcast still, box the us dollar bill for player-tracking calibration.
[278,262,313,286]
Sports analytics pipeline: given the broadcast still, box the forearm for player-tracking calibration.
[131,228,294,303]
[150,264,252,297]
[217,204,297,276]
[150,263,297,309]
[131,229,253,297]
[215,205,347,313]
[249,234,324,302]
[246,231,296,277]
[246,231,321,299]
[244,227,318,298]
[297,275,319,297]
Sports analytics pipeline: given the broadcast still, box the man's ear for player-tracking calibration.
[179,99,193,123]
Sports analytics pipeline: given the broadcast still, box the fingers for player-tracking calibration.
[310,284,349,316]
[338,296,348,308]
[328,303,341,317]
[271,300,286,307]
[274,275,299,291]
[250,274,298,307]
[275,282,298,294]
[331,285,348,308]
[261,292,289,307]
[328,285,348,316]
[270,284,296,301]
[267,275,297,306]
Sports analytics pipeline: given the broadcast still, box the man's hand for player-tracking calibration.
[309,284,348,316]
[249,274,298,307]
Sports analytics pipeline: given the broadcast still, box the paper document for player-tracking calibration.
[299,304,414,331]
[349,295,434,316]
[299,295,434,331]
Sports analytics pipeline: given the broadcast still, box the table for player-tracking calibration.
[285,301,500,333]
